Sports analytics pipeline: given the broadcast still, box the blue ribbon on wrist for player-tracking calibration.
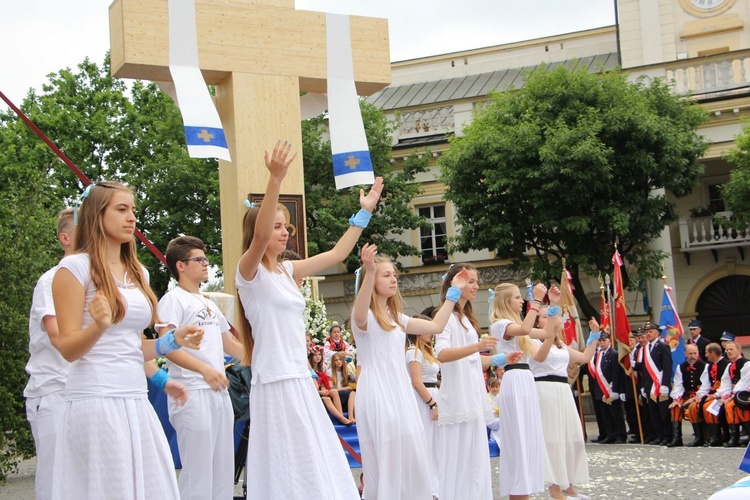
[445,286,461,303]
[349,209,372,229]
[155,329,182,356]
[586,331,601,347]
[491,353,507,367]
[149,368,170,392]
[547,305,560,317]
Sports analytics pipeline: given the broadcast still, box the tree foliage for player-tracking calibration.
[722,120,750,227]
[302,100,429,270]
[440,65,708,317]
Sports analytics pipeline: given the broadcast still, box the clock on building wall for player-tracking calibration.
[679,0,737,18]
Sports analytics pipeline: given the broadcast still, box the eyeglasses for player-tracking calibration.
[182,257,209,265]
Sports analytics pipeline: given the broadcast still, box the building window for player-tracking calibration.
[399,106,454,138]
[708,183,726,213]
[418,204,448,264]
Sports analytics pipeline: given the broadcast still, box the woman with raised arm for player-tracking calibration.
[51,181,203,499]
[434,264,522,500]
[352,244,474,499]
[490,282,560,500]
[529,308,599,500]
[235,141,382,499]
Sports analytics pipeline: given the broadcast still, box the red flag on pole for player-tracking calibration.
[599,289,610,332]
[612,249,633,373]
[560,268,584,350]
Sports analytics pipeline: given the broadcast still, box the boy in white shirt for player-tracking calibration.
[157,236,244,500]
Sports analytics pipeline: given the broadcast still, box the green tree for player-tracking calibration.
[302,100,429,270]
[440,65,708,318]
[722,120,750,227]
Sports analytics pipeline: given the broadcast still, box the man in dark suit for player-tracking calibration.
[686,319,709,362]
[634,322,673,445]
[596,333,628,443]
[581,345,608,443]
[630,328,655,443]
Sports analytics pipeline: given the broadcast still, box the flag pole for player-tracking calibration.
[576,377,587,441]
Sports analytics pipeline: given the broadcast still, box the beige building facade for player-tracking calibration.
[319,0,750,341]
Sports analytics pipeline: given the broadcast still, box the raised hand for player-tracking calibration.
[360,243,378,273]
[174,324,204,350]
[264,140,297,180]
[589,317,600,332]
[532,282,548,303]
[359,176,384,213]
[506,350,524,364]
[450,268,470,290]
[547,285,561,306]
[164,380,188,406]
[89,291,112,333]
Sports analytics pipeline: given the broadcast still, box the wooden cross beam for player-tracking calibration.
[109,0,391,297]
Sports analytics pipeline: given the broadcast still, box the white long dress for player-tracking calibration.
[405,347,440,497]
[236,261,359,499]
[492,319,545,497]
[529,341,589,489]
[435,314,493,500]
[352,310,432,500]
[52,253,180,500]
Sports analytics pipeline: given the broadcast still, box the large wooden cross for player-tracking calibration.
[109,0,391,297]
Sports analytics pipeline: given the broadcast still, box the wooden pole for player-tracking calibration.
[576,377,588,441]
[632,373,645,443]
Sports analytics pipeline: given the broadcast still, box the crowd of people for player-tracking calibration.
[22,141,748,500]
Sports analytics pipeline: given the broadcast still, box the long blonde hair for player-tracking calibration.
[489,283,534,357]
[357,256,405,331]
[406,332,439,365]
[329,352,352,387]
[75,181,158,325]
[237,203,287,366]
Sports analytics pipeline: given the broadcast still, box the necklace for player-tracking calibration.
[178,284,212,315]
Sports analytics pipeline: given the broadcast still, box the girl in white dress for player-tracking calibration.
[235,141,383,499]
[530,307,599,500]
[51,181,203,499]
[406,326,441,497]
[490,282,560,500]
[434,264,521,500]
[351,244,473,500]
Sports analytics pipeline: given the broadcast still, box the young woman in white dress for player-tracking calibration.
[51,181,203,499]
[434,264,521,500]
[406,322,441,498]
[351,244,473,500]
[235,141,383,499]
[489,282,560,500]
[530,307,599,500]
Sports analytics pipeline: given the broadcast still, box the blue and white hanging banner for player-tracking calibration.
[168,0,231,161]
[326,13,374,190]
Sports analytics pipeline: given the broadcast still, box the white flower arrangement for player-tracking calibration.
[302,277,331,344]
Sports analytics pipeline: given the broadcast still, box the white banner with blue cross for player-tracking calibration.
[167,0,231,161]
[326,13,374,190]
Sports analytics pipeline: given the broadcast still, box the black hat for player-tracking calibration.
[720,331,736,342]
[599,332,611,340]
[643,322,660,332]
[633,327,645,337]
[735,391,750,411]
[688,319,702,329]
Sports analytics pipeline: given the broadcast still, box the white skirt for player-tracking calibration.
[536,380,589,488]
[52,397,179,500]
[498,368,545,496]
[246,377,359,500]
[437,416,493,500]
[413,386,440,497]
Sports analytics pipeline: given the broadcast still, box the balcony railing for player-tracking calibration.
[665,51,750,96]
[678,211,750,263]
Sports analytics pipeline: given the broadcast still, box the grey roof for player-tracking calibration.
[368,53,619,111]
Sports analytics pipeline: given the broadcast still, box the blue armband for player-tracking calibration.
[155,329,182,356]
[445,286,461,303]
[586,331,601,347]
[547,305,560,317]
[149,368,170,392]
[491,353,507,367]
[348,209,372,229]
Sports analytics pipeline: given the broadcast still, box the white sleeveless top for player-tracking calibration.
[529,340,570,378]
[58,253,152,401]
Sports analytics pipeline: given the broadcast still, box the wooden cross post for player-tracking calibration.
[109,0,391,297]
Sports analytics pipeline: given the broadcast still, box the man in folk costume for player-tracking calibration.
[716,341,750,447]
[582,338,609,443]
[667,344,709,447]
[686,319,709,362]
[634,322,673,445]
[700,343,731,447]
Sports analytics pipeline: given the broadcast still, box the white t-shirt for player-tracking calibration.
[24,266,69,397]
[235,261,308,385]
[405,348,439,384]
[58,253,152,400]
[529,340,570,378]
[157,286,231,390]
[492,319,533,364]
